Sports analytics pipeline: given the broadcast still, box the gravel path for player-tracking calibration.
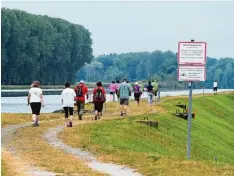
[2,121,61,176]
[44,125,143,176]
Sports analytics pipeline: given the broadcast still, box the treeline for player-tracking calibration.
[1,8,93,85]
[77,51,234,89]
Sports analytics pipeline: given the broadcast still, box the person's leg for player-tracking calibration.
[32,114,37,126]
[63,107,69,126]
[120,99,124,116]
[94,103,98,120]
[148,94,151,105]
[77,100,80,119]
[79,101,84,120]
[123,99,129,115]
[35,103,41,126]
[136,94,140,105]
[150,94,153,105]
[30,103,37,126]
[69,107,74,127]
[98,103,103,119]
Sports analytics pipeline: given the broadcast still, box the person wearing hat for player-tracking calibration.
[133,82,142,105]
[74,80,88,120]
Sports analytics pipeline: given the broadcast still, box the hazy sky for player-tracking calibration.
[1,1,234,58]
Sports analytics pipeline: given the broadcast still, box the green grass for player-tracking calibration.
[59,93,234,175]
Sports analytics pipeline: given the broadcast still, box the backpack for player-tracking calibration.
[134,85,140,93]
[76,86,83,97]
[94,88,105,102]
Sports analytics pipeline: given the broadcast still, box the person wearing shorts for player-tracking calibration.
[61,82,76,127]
[28,81,44,127]
[119,79,131,116]
[93,82,106,120]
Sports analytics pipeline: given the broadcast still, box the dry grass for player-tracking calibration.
[1,113,63,127]
[1,149,27,176]
[10,120,104,176]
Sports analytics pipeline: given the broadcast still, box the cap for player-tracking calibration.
[80,80,84,83]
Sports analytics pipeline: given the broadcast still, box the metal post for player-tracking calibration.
[187,82,193,159]
[157,88,160,102]
[203,87,204,98]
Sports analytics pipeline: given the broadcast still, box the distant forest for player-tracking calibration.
[1,8,93,85]
[77,52,234,89]
[1,8,234,89]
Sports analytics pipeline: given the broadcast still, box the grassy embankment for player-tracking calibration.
[58,92,234,176]
[1,92,234,175]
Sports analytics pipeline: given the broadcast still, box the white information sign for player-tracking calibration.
[178,42,207,65]
[178,65,206,81]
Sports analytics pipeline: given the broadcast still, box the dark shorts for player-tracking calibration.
[63,107,74,118]
[213,87,218,91]
[134,93,141,102]
[30,102,41,115]
[110,92,114,95]
[120,98,129,105]
[94,102,104,112]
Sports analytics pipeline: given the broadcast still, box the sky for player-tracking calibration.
[1,1,234,58]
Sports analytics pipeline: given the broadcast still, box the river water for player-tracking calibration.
[1,89,233,113]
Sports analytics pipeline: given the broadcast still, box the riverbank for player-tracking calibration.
[1,82,110,90]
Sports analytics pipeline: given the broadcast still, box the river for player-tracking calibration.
[1,89,233,113]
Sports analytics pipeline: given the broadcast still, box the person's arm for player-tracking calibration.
[73,90,76,100]
[27,93,31,105]
[40,89,44,107]
[86,87,89,99]
[61,91,64,105]
[40,94,44,107]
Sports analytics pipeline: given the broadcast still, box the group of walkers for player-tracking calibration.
[27,79,158,127]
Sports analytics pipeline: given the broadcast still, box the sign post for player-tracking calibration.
[178,39,207,159]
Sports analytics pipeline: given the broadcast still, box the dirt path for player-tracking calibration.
[43,121,143,176]
[1,121,63,176]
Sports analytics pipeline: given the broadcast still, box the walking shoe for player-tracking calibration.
[120,112,124,116]
[78,115,82,120]
[32,123,37,127]
[69,121,73,127]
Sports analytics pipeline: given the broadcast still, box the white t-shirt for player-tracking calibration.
[61,88,76,107]
[29,87,43,103]
[213,82,218,88]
